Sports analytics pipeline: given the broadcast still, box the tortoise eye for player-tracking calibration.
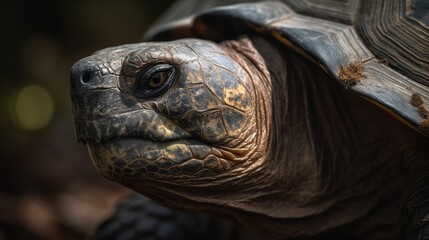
[147,72,167,89]
[133,63,176,99]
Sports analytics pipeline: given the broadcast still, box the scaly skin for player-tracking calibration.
[71,38,270,187]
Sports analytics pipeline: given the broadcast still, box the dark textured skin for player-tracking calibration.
[95,193,283,240]
[94,194,221,240]
[71,39,270,181]
[71,36,429,239]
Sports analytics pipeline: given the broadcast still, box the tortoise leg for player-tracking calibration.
[93,194,221,240]
[402,177,429,240]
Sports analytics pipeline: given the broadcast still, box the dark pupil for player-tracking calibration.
[148,73,165,88]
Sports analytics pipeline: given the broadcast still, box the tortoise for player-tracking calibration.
[70,0,429,239]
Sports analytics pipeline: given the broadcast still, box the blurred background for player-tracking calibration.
[0,1,174,239]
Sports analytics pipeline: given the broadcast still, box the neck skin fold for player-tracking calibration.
[236,35,429,238]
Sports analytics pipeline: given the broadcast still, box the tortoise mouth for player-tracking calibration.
[73,109,191,144]
[75,110,233,180]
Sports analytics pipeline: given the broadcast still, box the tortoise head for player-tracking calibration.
[70,38,272,204]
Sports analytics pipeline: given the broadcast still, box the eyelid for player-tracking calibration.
[132,63,177,99]
[139,64,174,85]
[144,64,173,77]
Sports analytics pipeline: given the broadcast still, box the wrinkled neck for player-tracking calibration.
[217,37,273,180]
[238,36,429,238]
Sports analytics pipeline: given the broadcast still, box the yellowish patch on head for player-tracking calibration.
[165,143,192,162]
[224,84,251,111]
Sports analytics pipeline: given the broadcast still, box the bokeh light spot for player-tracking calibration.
[15,85,55,130]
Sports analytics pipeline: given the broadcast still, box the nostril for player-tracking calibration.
[81,71,92,84]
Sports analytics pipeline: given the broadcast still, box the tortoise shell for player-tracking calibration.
[145,0,429,136]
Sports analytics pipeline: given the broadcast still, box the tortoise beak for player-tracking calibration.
[70,57,190,144]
